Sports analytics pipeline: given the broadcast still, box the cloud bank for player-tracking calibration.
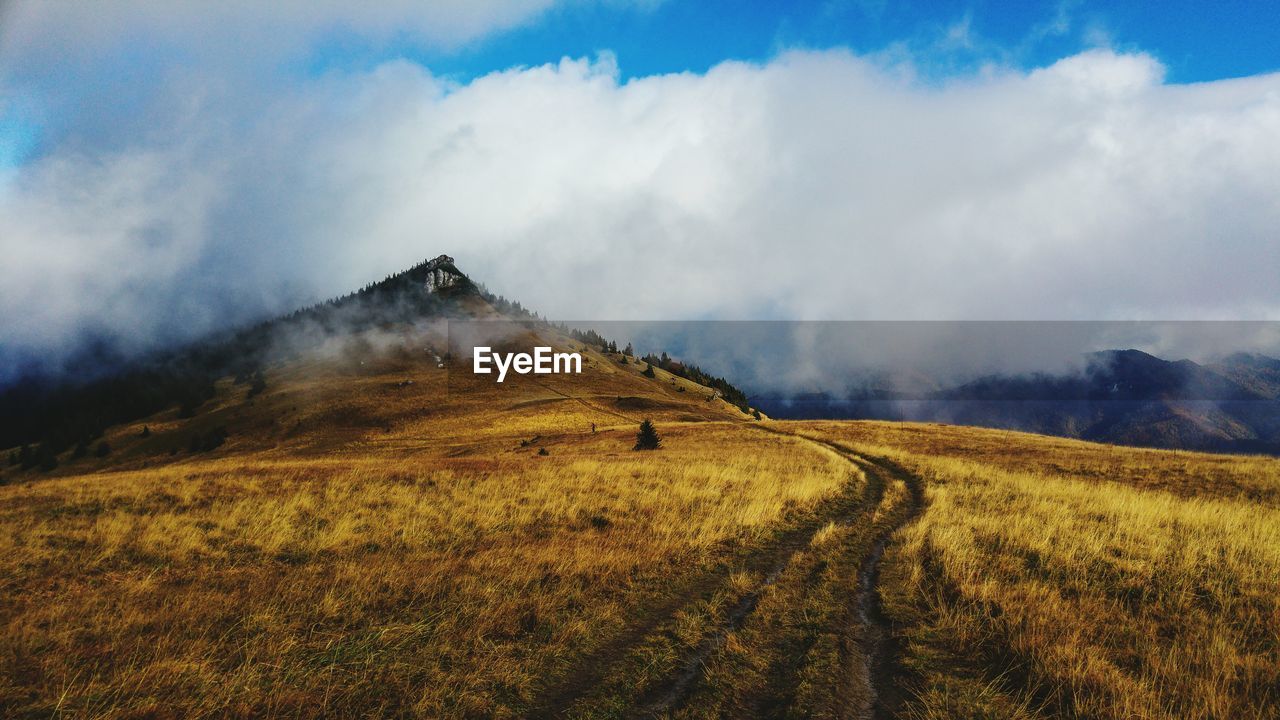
[2,4,1280,376]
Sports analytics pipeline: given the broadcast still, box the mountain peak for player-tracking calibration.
[421,254,465,293]
[374,254,471,300]
[1088,348,1166,364]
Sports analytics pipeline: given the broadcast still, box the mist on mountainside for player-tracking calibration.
[5,255,1280,458]
[566,321,1280,453]
[0,256,483,452]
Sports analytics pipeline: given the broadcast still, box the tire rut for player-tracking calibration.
[526,475,860,719]
[526,424,924,720]
[634,428,923,719]
[848,453,924,720]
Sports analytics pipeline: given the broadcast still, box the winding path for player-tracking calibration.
[528,424,924,719]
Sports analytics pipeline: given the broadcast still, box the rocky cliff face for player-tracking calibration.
[423,255,465,293]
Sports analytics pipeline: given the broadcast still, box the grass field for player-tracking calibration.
[2,339,1279,718]
[796,421,1280,720]
[0,424,854,718]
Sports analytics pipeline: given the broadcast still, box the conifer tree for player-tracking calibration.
[634,419,661,450]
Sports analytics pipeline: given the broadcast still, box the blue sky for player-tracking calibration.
[308,0,1280,84]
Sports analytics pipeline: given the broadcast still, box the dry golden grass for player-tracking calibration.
[671,468,914,720]
[0,422,848,718]
[6,334,1280,720]
[798,420,1280,720]
[797,420,1280,505]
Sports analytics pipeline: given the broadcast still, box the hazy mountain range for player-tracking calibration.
[757,349,1280,453]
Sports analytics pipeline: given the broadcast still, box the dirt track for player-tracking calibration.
[528,425,924,719]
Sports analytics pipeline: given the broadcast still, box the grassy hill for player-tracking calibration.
[1,262,1278,719]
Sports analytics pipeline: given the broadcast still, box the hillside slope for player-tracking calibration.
[1,255,753,480]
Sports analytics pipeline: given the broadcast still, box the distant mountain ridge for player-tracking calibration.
[757,349,1280,454]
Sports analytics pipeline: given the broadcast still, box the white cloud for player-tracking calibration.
[2,40,1280,368]
[0,1,559,61]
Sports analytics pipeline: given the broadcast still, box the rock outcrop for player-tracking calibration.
[423,255,465,293]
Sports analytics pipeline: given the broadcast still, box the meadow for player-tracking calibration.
[0,422,857,718]
[798,421,1280,720]
[3,339,1279,718]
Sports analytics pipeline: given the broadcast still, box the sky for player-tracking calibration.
[1,0,1279,376]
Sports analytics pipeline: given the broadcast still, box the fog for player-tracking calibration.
[560,321,1280,397]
